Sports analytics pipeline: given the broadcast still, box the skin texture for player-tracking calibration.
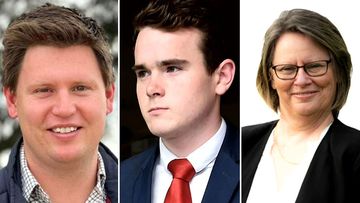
[3,45,115,201]
[271,32,336,122]
[134,27,235,156]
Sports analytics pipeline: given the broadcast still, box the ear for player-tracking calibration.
[105,83,115,115]
[3,87,18,118]
[214,59,236,95]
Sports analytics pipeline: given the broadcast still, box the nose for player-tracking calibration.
[52,90,76,117]
[294,68,312,86]
[146,74,165,98]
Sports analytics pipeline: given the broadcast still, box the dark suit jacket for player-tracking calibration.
[242,118,360,203]
[120,123,239,203]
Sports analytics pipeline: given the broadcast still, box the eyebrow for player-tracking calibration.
[132,59,189,71]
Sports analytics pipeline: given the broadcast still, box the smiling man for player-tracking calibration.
[120,0,239,202]
[0,3,117,203]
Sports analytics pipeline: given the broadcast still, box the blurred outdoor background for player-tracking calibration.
[0,0,119,168]
[120,0,239,161]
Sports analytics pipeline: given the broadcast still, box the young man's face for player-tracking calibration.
[4,45,114,164]
[134,27,220,139]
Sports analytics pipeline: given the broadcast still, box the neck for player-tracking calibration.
[161,116,222,157]
[25,149,99,202]
[278,108,334,136]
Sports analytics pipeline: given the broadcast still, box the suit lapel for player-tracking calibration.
[132,146,159,203]
[295,120,337,203]
[202,124,239,203]
[241,121,277,202]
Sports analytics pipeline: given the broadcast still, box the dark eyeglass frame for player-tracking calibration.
[271,59,332,80]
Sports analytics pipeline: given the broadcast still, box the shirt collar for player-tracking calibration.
[20,144,107,202]
[89,151,107,202]
[159,118,227,173]
[20,144,50,202]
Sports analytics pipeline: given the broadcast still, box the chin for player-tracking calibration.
[295,107,321,117]
[51,147,85,163]
[147,120,169,134]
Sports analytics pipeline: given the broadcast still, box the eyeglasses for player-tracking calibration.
[271,59,331,80]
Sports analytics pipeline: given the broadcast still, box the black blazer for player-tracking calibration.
[242,118,360,203]
[120,123,239,203]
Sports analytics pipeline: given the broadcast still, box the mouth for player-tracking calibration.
[51,127,79,134]
[148,107,168,114]
[291,91,318,96]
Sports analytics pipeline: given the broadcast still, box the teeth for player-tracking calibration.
[52,127,78,134]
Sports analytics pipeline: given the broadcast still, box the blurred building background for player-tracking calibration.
[120,0,239,161]
[0,0,119,168]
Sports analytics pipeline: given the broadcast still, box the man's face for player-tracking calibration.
[134,27,220,140]
[4,45,114,163]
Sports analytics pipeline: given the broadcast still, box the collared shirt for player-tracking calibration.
[246,123,331,203]
[151,118,227,203]
[20,144,107,203]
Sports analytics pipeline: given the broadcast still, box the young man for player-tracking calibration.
[0,3,117,202]
[120,0,239,202]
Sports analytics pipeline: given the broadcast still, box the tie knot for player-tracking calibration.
[168,159,195,182]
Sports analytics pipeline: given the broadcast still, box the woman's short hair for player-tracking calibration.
[256,8,352,117]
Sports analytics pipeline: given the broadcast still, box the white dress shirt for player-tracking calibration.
[246,123,331,203]
[151,119,227,203]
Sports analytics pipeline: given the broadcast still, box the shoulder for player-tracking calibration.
[0,166,13,202]
[0,167,9,195]
[99,143,118,175]
[120,144,158,183]
[315,119,360,175]
[225,121,239,139]
[241,120,277,150]
[242,120,278,136]
[121,144,158,174]
[98,143,118,203]
[331,118,360,137]
[0,140,22,201]
[99,143,118,165]
[328,119,360,152]
[220,121,239,160]
[120,144,158,199]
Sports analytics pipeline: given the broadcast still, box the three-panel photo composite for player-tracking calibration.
[0,0,360,202]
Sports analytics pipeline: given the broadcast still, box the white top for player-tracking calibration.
[151,119,227,203]
[246,123,331,203]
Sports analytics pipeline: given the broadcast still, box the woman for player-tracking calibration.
[242,9,360,203]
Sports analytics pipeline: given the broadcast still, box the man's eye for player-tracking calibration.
[166,66,181,73]
[135,70,150,78]
[34,88,52,93]
[73,85,89,92]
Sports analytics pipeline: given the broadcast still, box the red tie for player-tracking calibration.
[164,159,195,203]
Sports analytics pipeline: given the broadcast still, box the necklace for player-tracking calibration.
[272,127,307,165]
[272,142,302,165]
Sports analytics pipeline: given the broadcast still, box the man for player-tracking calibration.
[120,0,239,202]
[0,3,117,202]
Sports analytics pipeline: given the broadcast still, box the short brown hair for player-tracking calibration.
[256,9,352,117]
[133,0,228,75]
[2,3,115,91]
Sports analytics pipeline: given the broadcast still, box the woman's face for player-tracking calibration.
[271,32,336,118]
